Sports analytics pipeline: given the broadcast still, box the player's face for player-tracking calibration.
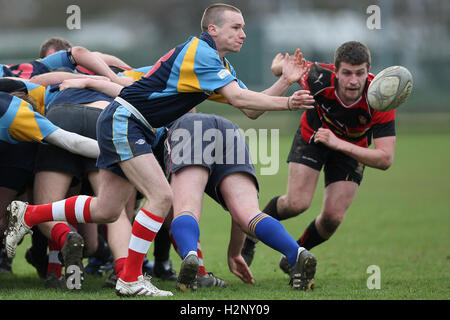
[335,62,368,105]
[213,11,246,56]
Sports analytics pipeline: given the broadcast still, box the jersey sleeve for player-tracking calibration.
[38,50,77,72]
[207,58,247,104]
[0,93,58,143]
[371,109,396,138]
[190,40,238,93]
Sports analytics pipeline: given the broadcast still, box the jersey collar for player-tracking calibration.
[199,32,217,50]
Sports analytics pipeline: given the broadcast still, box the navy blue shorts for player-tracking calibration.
[164,113,258,211]
[96,101,156,179]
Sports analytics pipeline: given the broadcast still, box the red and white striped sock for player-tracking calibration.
[24,196,93,227]
[196,241,207,276]
[47,240,63,280]
[170,233,207,275]
[121,208,164,282]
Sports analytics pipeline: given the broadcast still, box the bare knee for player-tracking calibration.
[317,212,345,236]
[99,209,122,223]
[282,196,310,218]
[144,188,173,217]
[92,198,122,223]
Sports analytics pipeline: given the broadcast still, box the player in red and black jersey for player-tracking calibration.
[242,41,397,269]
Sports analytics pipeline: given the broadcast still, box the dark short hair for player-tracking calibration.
[10,91,38,112]
[201,3,241,31]
[39,37,72,58]
[334,41,371,70]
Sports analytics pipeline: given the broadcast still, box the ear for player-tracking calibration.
[208,24,217,36]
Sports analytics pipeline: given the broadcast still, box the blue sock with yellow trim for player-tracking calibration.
[171,212,199,259]
[248,213,300,266]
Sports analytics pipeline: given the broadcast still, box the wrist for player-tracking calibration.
[279,74,294,86]
[287,96,292,110]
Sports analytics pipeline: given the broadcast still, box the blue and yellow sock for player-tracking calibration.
[170,211,199,259]
[248,212,300,266]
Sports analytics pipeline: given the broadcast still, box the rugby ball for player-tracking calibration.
[367,66,413,111]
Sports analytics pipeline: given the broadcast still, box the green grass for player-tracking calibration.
[0,115,449,301]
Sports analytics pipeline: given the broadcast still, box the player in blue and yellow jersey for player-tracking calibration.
[1,46,133,89]
[5,3,317,296]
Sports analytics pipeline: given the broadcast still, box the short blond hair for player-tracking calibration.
[200,3,241,31]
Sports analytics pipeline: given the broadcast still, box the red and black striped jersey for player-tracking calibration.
[299,62,395,148]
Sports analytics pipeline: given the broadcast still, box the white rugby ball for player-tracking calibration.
[367,66,413,111]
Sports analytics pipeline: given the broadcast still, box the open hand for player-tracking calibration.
[282,48,309,85]
[288,89,315,110]
[228,255,255,284]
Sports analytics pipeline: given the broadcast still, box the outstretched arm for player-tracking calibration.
[70,46,133,87]
[58,78,124,98]
[239,49,313,119]
[45,128,99,159]
[263,48,309,96]
[218,80,314,117]
[92,51,132,69]
[30,72,110,87]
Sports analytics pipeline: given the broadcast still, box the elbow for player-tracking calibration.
[378,157,393,171]
[228,96,245,109]
[247,113,260,120]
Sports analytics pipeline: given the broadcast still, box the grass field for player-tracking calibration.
[0,113,449,303]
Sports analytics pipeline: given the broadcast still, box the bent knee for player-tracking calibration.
[145,188,173,215]
[284,198,310,218]
[318,212,345,234]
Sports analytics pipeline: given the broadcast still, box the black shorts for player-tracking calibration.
[0,141,38,194]
[34,103,102,182]
[287,128,364,186]
[164,113,259,211]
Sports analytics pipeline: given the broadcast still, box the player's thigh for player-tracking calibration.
[94,168,135,221]
[170,165,209,221]
[33,171,74,204]
[285,130,322,208]
[220,172,260,228]
[285,162,320,207]
[119,152,172,214]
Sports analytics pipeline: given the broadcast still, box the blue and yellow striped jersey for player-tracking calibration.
[118,32,247,128]
[118,66,152,82]
[0,77,113,114]
[0,92,58,144]
[0,50,76,79]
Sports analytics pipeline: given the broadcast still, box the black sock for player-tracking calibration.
[262,196,283,220]
[154,227,171,262]
[298,219,327,250]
